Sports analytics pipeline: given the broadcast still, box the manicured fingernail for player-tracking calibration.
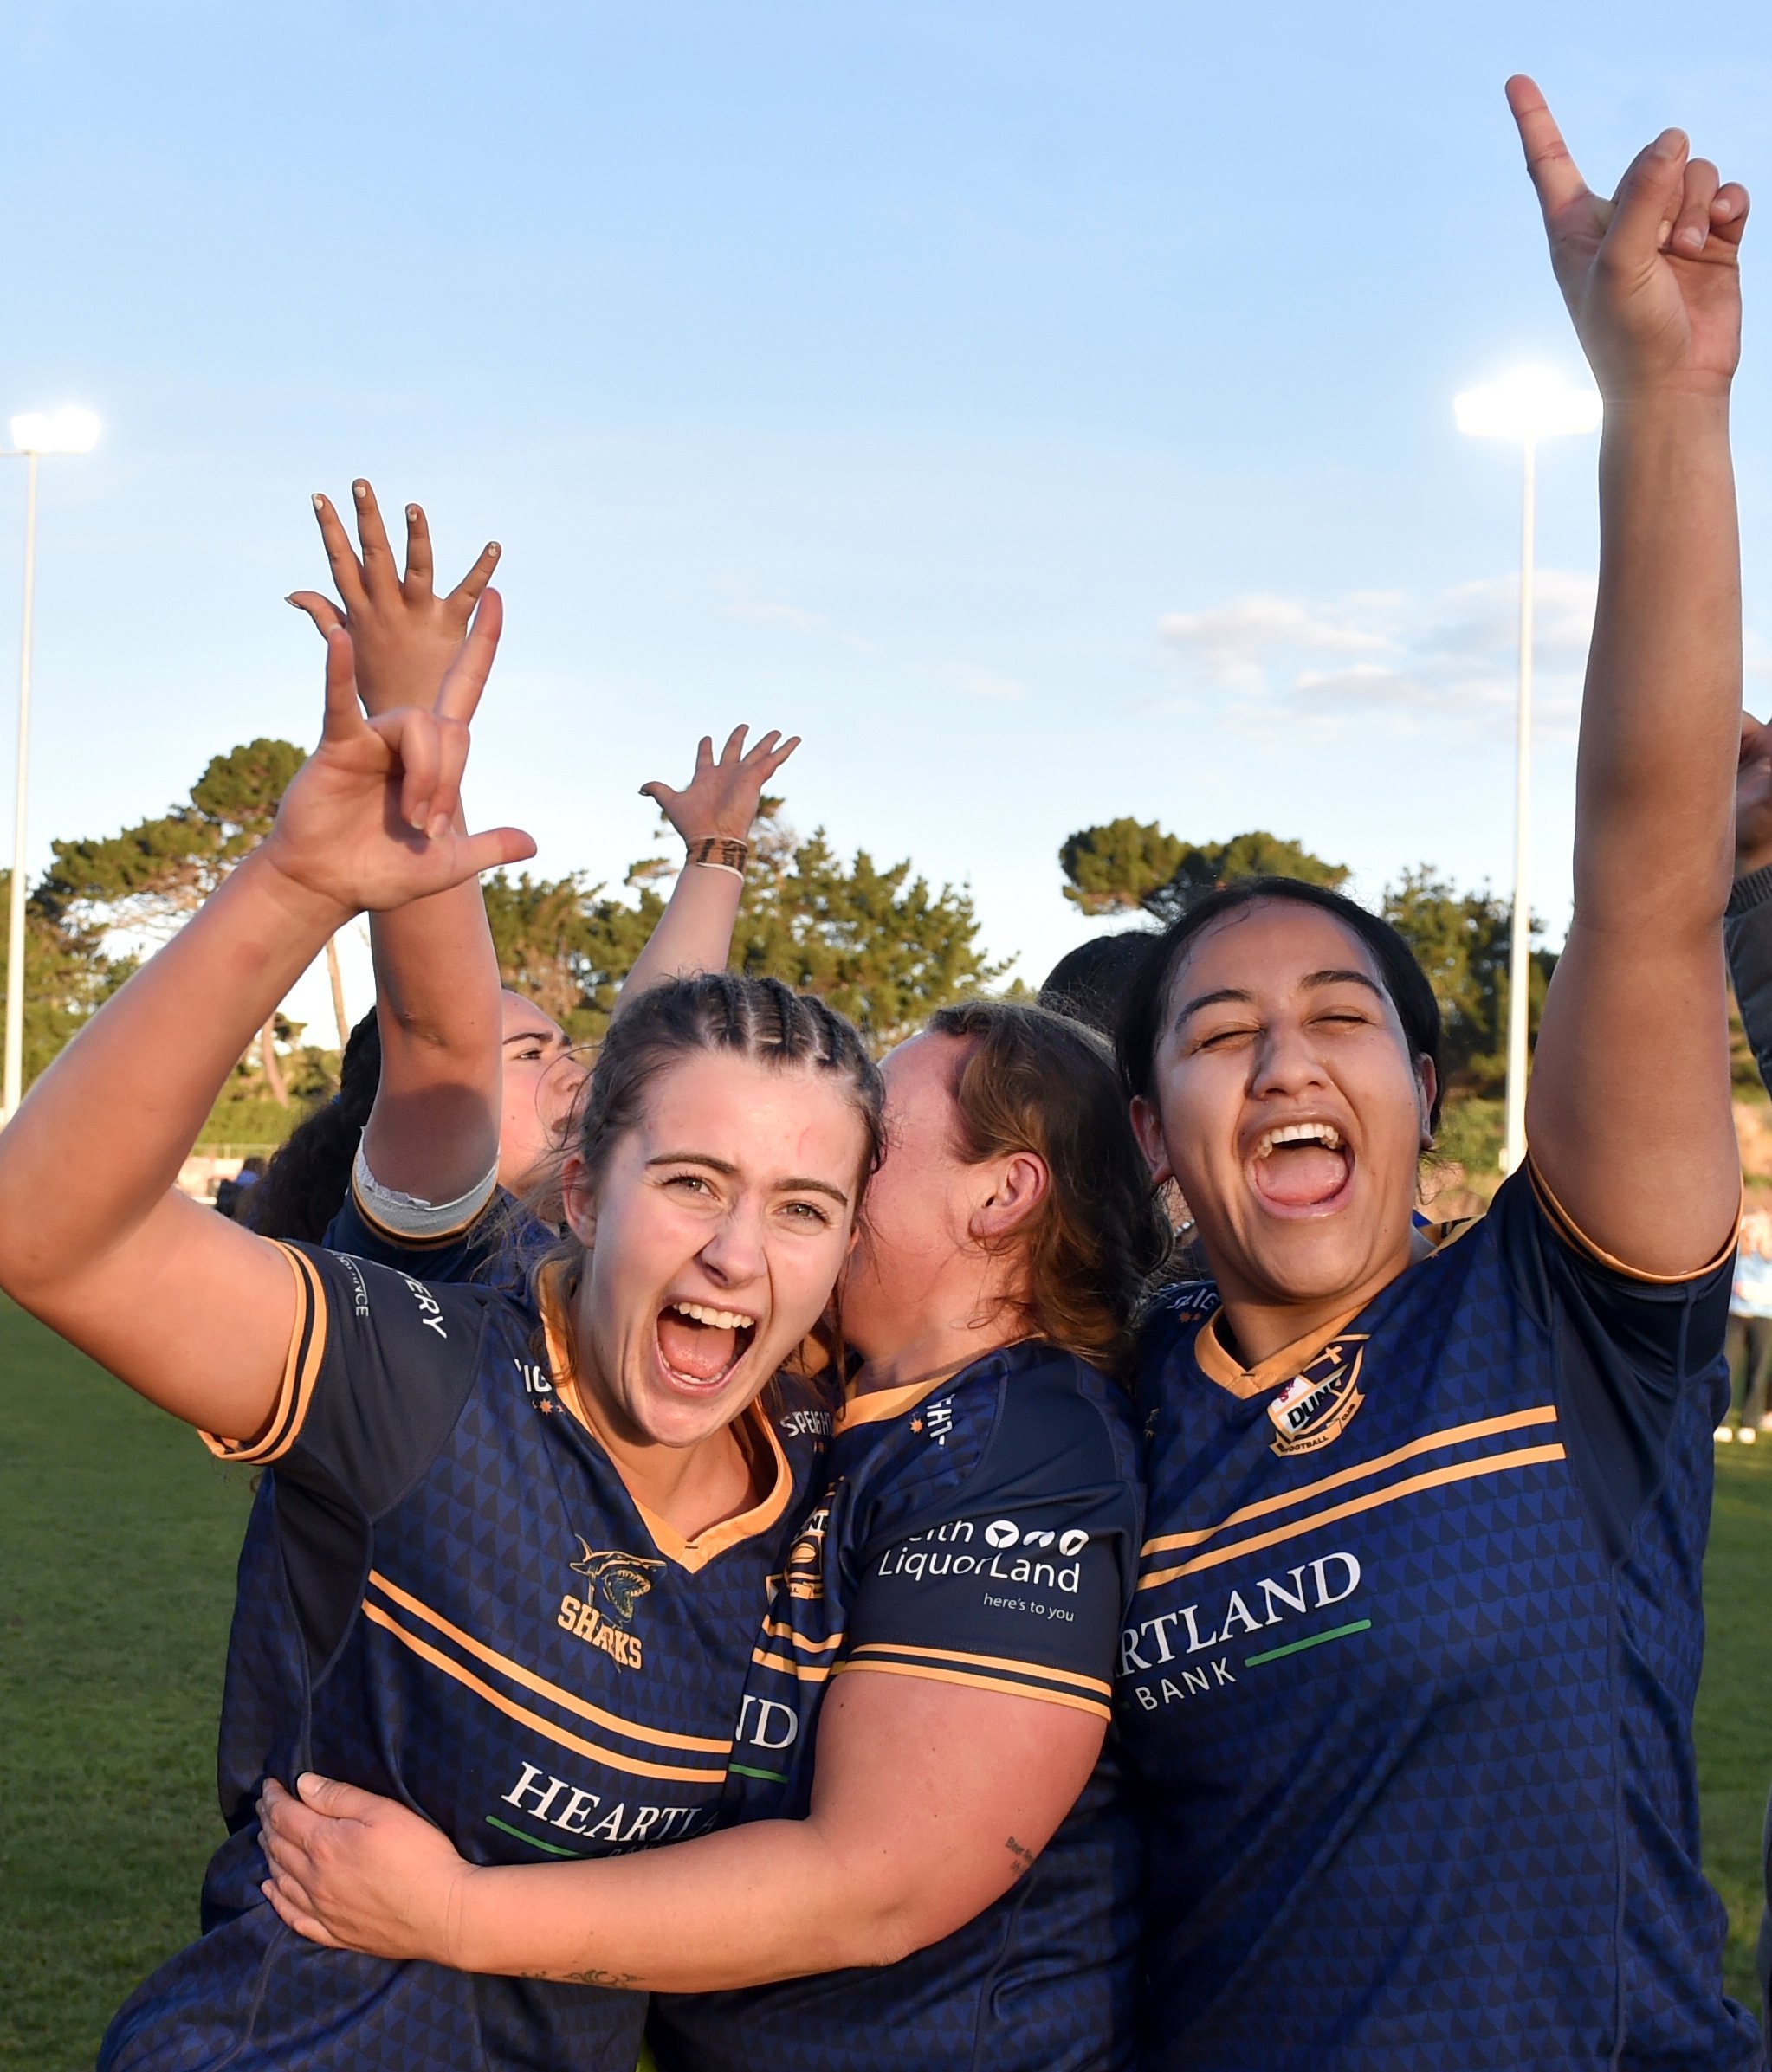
[487,542,501,558]
[428,813,449,841]
[312,494,325,512]
[352,481,367,500]
[284,594,298,606]
[407,505,420,521]
[411,800,432,831]
[1680,224,1705,250]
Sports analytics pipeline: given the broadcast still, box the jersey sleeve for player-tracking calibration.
[837,1359,1141,1722]
[200,1242,489,1517]
[1497,1163,1736,1562]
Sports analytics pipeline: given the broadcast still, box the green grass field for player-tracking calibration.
[3,1300,1769,2066]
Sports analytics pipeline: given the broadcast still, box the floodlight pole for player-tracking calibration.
[3,452,38,1125]
[1501,439,1536,1178]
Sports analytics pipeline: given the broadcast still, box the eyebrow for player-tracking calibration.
[645,1152,850,1207]
[503,1029,561,1046]
[1174,968,1385,1028]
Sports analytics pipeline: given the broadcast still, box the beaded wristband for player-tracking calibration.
[687,836,749,878]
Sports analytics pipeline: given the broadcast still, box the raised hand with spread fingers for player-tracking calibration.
[0,601,532,1446]
[290,481,501,716]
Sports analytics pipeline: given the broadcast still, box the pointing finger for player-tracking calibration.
[1505,74,1592,217]
[312,494,370,615]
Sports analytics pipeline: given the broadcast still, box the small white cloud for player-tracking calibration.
[715,575,823,634]
[949,663,1027,701]
[1154,571,1594,742]
[1161,593,1390,692]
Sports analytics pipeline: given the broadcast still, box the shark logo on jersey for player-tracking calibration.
[571,1540,664,1622]
[1268,1339,1366,1456]
[557,1541,665,1670]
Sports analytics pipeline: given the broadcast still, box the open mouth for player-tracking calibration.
[655,1301,759,1391]
[1248,1120,1353,1216]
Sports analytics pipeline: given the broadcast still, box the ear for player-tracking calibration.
[969,1150,1050,1245]
[560,1151,598,1247]
[1130,1094,1174,1187]
[1414,1055,1439,1150]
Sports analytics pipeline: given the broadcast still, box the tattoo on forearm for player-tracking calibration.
[1005,1836,1037,1877]
[524,1966,641,1988]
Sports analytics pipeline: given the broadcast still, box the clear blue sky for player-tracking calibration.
[5,1,1771,1026]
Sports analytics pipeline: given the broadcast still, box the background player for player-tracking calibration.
[0,610,881,2070]
[1116,80,1758,2069]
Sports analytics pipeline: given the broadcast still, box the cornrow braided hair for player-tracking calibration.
[523,973,884,1320]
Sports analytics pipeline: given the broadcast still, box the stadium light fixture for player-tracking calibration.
[9,407,101,456]
[1455,370,1601,1178]
[0,407,101,1125]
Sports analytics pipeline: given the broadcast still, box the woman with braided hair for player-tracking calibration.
[0,606,883,2072]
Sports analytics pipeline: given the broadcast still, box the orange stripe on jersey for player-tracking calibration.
[366,1570,730,1756]
[845,1639,1111,1698]
[833,1656,1113,1720]
[1138,1441,1568,1590]
[1141,1405,1560,1558]
[752,1646,835,1681]
[201,1243,327,1464]
[360,1601,727,1784]
[760,1619,844,1653]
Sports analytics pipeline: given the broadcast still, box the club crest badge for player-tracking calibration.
[556,1539,665,1670]
[1267,1339,1367,1456]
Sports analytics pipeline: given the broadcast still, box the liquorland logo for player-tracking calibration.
[877,1517,1090,1591]
[557,1539,664,1671]
[1267,1339,1367,1456]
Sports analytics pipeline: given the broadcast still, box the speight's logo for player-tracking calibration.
[557,1538,664,1671]
[1267,1339,1367,1457]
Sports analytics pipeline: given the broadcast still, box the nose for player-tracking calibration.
[1250,1014,1332,1102]
[696,1197,768,1290]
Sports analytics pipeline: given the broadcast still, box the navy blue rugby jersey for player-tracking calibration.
[648,1338,1145,2072]
[1122,1165,1760,2072]
[101,1243,831,2072]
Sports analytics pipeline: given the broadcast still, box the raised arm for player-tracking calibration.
[1510,78,1749,1273]
[261,1670,1101,1987]
[0,610,530,1439]
[621,724,800,1001]
[291,484,507,1205]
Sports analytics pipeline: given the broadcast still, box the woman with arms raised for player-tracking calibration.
[1117,82,1758,2069]
[0,611,881,2072]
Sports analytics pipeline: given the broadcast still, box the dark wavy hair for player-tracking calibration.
[245,1010,383,1242]
[526,973,884,1316]
[1038,930,1158,1042]
[1115,876,1445,1130]
[926,999,1172,1379]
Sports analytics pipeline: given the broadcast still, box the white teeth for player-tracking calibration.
[667,1301,755,1333]
[1256,1122,1345,1159]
